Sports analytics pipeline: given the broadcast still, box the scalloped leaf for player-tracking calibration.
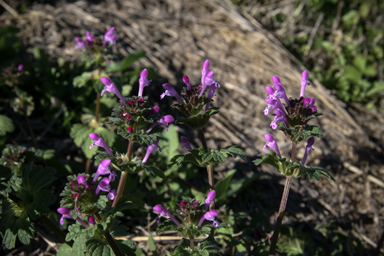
[156,220,180,235]
[175,108,219,130]
[0,115,14,136]
[304,166,335,181]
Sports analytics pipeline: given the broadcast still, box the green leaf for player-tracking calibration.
[304,166,334,181]
[0,115,14,136]
[73,72,93,88]
[148,233,157,252]
[121,50,146,70]
[366,81,384,97]
[57,243,74,256]
[159,124,179,162]
[215,169,236,203]
[224,146,247,162]
[353,55,367,71]
[115,195,144,212]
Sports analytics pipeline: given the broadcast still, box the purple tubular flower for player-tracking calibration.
[271,109,289,129]
[146,106,160,117]
[138,69,151,97]
[160,83,185,104]
[92,159,112,184]
[198,210,218,227]
[301,137,315,165]
[183,75,191,90]
[199,60,210,97]
[263,134,281,158]
[100,77,125,103]
[95,177,111,195]
[77,174,89,189]
[266,86,275,95]
[89,133,114,157]
[205,78,221,110]
[153,204,181,227]
[300,70,309,98]
[103,27,118,47]
[109,171,117,182]
[146,115,175,133]
[272,76,291,107]
[142,139,161,164]
[57,207,73,225]
[303,97,315,109]
[203,190,216,211]
[86,31,94,42]
[18,64,23,72]
[74,37,86,50]
[180,136,192,150]
[107,189,117,200]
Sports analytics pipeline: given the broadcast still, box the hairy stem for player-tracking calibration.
[190,238,195,252]
[94,213,123,256]
[112,140,134,207]
[268,176,293,256]
[85,158,91,174]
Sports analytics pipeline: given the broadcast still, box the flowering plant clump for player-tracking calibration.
[254,71,334,255]
[153,191,222,254]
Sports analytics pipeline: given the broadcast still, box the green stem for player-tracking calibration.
[190,238,195,252]
[94,213,123,256]
[95,93,101,123]
[85,158,91,174]
[112,140,134,207]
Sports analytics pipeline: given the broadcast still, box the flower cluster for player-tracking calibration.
[160,60,220,130]
[57,160,117,227]
[153,190,219,236]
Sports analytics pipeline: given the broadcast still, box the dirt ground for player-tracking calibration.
[1,0,384,255]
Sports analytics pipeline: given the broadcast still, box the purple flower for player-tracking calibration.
[270,109,289,129]
[86,31,94,42]
[180,136,192,150]
[88,216,95,225]
[308,106,317,115]
[199,60,210,97]
[107,189,117,200]
[153,204,181,227]
[103,27,118,47]
[89,133,114,157]
[100,77,125,103]
[203,190,216,211]
[74,37,86,50]
[303,97,315,109]
[95,177,111,195]
[146,115,175,133]
[57,207,73,225]
[17,64,23,72]
[300,70,309,98]
[183,75,191,90]
[198,210,218,227]
[109,171,117,182]
[146,106,160,117]
[142,139,161,164]
[160,83,185,104]
[263,134,281,158]
[138,69,151,97]
[92,159,112,184]
[205,77,221,110]
[301,137,315,165]
[272,76,291,107]
[77,174,89,189]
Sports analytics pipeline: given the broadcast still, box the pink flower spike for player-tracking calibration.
[74,37,86,50]
[103,27,118,47]
[273,109,289,128]
[180,136,192,150]
[89,133,114,157]
[300,70,309,98]
[146,106,160,117]
[92,159,111,184]
[146,115,175,133]
[301,137,315,165]
[273,80,291,107]
[183,75,191,90]
[263,134,281,158]
[57,207,73,225]
[199,60,210,97]
[107,189,117,200]
[95,178,111,195]
[17,64,23,72]
[100,77,125,102]
[205,79,221,110]
[266,86,275,95]
[198,210,218,227]
[142,139,161,164]
[160,83,185,104]
[138,68,151,97]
